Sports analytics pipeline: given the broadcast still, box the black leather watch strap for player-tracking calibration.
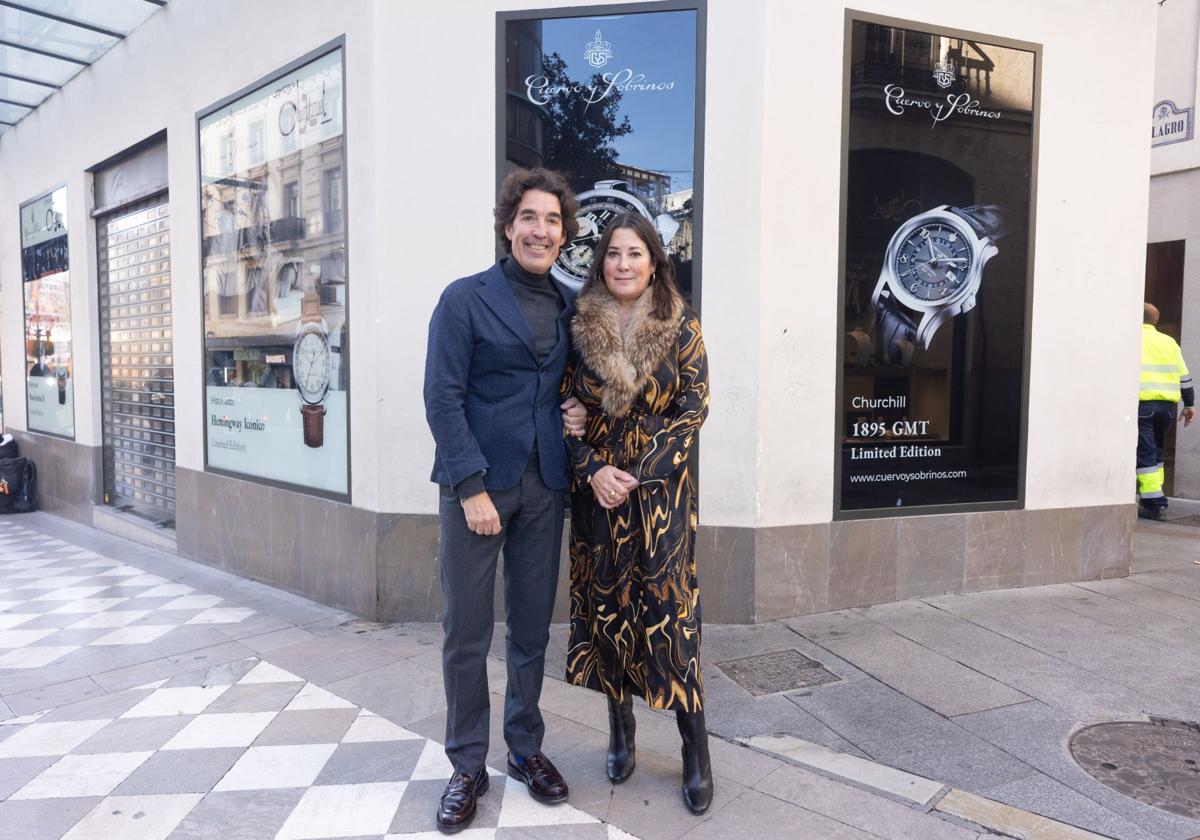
[949,204,1009,241]
[874,295,917,367]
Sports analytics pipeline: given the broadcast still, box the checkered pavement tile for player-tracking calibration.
[0,522,643,838]
[0,526,257,670]
[0,653,634,839]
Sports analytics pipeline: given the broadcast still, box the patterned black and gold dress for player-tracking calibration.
[563,283,710,712]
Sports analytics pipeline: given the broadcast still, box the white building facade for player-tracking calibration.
[0,0,1153,622]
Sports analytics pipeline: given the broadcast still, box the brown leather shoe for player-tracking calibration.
[506,751,569,804]
[436,768,489,834]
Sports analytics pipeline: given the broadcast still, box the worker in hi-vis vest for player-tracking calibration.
[1138,302,1196,520]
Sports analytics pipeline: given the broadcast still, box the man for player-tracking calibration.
[424,168,583,833]
[1137,302,1196,520]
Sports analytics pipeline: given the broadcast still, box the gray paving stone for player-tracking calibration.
[91,657,186,692]
[1042,583,1197,646]
[53,641,166,675]
[928,589,1200,711]
[752,763,974,840]
[846,598,1161,720]
[162,656,257,689]
[1073,577,1200,622]
[209,614,296,643]
[166,789,306,839]
[326,651,448,727]
[0,796,101,840]
[6,676,107,716]
[203,682,303,714]
[133,609,208,626]
[789,608,1029,716]
[954,700,1200,839]
[702,630,875,747]
[495,826,609,839]
[36,627,113,647]
[0,755,57,799]
[0,657,95,696]
[979,773,1167,840]
[74,715,195,755]
[785,677,1036,791]
[253,708,358,746]
[114,747,245,795]
[150,625,245,658]
[314,739,426,785]
[678,788,876,840]
[38,685,151,722]
[7,611,92,629]
[226,626,318,653]
[261,634,411,686]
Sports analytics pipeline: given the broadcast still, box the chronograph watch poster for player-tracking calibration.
[498,3,703,304]
[836,16,1039,515]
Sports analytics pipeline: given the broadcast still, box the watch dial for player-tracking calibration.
[893,223,973,302]
[293,331,330,403]
[556,196,643,281]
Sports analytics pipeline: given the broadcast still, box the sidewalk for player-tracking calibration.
[0,508,1194,839]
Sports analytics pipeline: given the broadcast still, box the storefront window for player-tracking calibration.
[499,4,703,303]
[837,17,1038,515]
[198,45,349,497]
[20,186,74,438]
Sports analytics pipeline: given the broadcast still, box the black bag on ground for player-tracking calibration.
[0,458,26,514]
[14,460,37,513]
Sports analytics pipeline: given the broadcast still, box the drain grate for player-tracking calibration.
[1069,719,1200,820]
[715,649,841,696]
[1164,515,1200,527]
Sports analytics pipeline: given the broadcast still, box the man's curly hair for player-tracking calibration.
[494,168,580,253]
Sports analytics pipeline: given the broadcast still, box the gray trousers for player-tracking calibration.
[438,459,564,774]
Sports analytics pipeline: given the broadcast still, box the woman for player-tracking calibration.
[563,212,712,814]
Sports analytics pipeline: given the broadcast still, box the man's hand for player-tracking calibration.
[592,465,639,509]
[562,397,586,438]
[1183,407,1197,428]
[461,491,501,535]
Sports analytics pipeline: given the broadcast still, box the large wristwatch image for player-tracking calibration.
[292,291,330,448]
[552,179,681,290]
[870,204,1008,365]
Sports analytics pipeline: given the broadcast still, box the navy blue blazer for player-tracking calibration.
[424,262,577,492]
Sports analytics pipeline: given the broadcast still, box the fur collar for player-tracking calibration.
[571,283,684,417]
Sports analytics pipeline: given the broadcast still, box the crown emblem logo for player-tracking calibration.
[584,29,613,68]
[932,60,956,89]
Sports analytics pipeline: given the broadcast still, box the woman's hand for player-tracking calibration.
[561,397,586,438]
[592,465,639,509]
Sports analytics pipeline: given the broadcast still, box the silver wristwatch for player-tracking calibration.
[871,204,1008,364]
[552,179,681,290]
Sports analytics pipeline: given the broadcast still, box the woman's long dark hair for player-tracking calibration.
[581,213,681,320]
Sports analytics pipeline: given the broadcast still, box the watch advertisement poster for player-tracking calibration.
[500,4,702,303]
[837,18,1037,514]
[20,186,75,438]
[199,46,349,497]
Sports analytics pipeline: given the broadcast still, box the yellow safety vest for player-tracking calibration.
[1140,324,1192,402]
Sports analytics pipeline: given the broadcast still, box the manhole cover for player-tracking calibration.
[1069,719,1200,819]
[1164,514,1200,527]
[715,649,840,696]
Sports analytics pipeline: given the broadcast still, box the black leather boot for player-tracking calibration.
[676,709,713,814]
[606,692,636,783]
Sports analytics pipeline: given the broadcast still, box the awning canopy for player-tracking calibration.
[0,0,168,136]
